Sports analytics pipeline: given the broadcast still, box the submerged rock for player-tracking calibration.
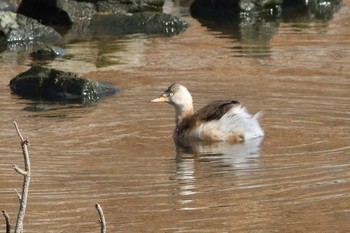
[0,11,62,50]
[22,103,51,112]
[10,65,117,104]
[30,45,67,61]
[89,12,189,36]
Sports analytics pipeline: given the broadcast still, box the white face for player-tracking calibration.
[151,84,193,107]
[169,85,193,107]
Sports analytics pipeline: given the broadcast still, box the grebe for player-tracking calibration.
[151,83,264,144]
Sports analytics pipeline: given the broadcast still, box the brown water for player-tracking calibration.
[1,1,350,232]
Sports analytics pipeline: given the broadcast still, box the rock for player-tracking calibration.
[190,0,240,18]
[55,0,96,25]
[17,0,166,25]
[17,0,188,36]
[96,0,165,14]
[0,11,62,50]
[17,0,167,25]
[0,0,18,12]
[17,0,91,25]
[10,65,118,104]
[240,0,283,13]
[88,12,189,36]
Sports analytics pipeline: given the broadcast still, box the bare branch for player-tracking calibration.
[13,121,31,233]
[95,203,106,233]
[2,210,11,233]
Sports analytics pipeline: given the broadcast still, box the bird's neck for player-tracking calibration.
[174,103,194,127]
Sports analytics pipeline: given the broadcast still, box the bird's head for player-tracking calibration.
[151,83,193,108]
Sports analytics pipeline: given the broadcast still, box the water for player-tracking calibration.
[1,0,350,232]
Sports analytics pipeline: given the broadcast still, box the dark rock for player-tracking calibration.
[190,0,240,18]
[17,0,188,36]
[89,12,189,36]
[17,0,87,25]
[10,65,117,104]
[240,0,283,13]
[17,0,167,25]
[0,11,62,51]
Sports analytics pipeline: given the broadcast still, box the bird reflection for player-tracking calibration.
[173,138,263,208]
[176,137,263,168]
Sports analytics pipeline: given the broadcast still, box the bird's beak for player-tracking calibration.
[151,96,169,103]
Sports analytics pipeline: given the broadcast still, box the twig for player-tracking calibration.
[2,210,11,233]
[13,165,27,176]
[13,121,25,143]
[15,189,22,202]
[12,121,31,233]
[95,203,106,233]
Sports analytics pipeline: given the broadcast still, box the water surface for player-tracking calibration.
[1,1,350,232]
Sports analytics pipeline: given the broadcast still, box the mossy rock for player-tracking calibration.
[10,65,117,104]
[0,11,61,48]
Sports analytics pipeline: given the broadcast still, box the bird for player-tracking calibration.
[151,83,264,145]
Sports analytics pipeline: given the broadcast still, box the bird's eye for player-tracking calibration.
[169,92,174,96]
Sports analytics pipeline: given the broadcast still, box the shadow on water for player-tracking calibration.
[191,0,342,57]
[20,101,97,119]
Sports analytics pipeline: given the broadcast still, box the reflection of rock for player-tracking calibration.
[0,11,62,51]
[190,0,282,18]
[282,0,342,22]
[191,0,339,18]
[190,0,281,57]
[10,65,117,104]
[191,0,341,57]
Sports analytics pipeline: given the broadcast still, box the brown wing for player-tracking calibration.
[178,100,241,132]
[195,100,241,122]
